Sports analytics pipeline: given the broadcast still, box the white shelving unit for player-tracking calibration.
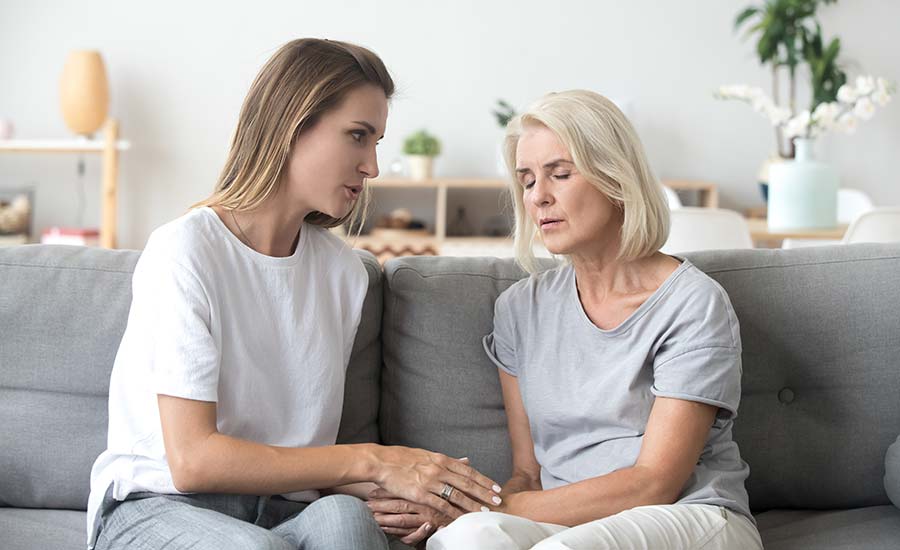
[0,119,131,248]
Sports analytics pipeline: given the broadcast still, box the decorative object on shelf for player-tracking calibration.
[447,206,473,237]
[376,207,415,229]
[492,99,517,175]
[482,214,512,238]
[60,50,110,137]
[362,241,439,265]
[388,157,404,176]
[767,138,838,229]
[0,118,14,140]
[41,226,100,247]
[0,188,33,245]
[402,129,441,181]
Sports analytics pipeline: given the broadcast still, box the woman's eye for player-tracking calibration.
[523,180,535,189]
[351,131,366,143]
[553,173,570,180]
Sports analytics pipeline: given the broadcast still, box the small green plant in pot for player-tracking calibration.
[402,129,441,181]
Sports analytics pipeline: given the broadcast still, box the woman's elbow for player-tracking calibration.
[167,447,209,493]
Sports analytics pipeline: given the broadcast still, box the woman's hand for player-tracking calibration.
[366,488,456,546]
[370,446,502,519]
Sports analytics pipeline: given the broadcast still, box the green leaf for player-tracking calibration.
[735,6,760,29]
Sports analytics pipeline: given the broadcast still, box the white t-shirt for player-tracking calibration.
[86,206,368,548]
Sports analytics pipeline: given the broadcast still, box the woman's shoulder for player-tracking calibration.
[304,225,368,281]
[141,207,222,271]
[496,262,571,311]
[667,259,735,311]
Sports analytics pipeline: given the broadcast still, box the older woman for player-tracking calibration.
[426,90,763,549]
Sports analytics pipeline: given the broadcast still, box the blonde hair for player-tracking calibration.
[194,38,394,232]
[503,90,669,273]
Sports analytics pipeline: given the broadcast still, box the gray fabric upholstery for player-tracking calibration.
[0,508,87,550]
[0,245,138,510]
[380,256,548,483]
[685,244,900,511]
[380,244,900,513]
[3,243,900,549]
[757,505,900,549]
[0,244,382,511]
[336,255,384,445]
[887,435,900,508]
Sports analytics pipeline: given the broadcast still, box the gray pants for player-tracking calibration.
[94,490,391,550]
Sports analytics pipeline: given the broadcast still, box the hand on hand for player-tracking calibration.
[372,448,502,520]
[366,488,456,546]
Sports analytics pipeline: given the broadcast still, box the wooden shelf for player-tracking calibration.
[0,139,131,153]
[369,178,507,189]
[0,120,128,248]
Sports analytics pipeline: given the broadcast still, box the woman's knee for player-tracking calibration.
[275,494,386,549]
[427,512,518,549]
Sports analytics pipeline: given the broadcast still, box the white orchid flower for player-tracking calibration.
[855,75,876,96]
[837,84,858,104]
[837,113,859,134]
[854,98,876,120]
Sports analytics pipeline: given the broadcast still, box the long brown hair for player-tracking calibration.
[194,38,394,230]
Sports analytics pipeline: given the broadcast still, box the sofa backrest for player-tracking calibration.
[0,245,382,510]
[380,244,900,513]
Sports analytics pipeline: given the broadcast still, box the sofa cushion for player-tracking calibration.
[0,508,86,550]
[886,435,900,508]
[686,244,900,511]
[0,245,139,510]
[0,244,382,510]
[379,256,551,483]
[757,506,900,549]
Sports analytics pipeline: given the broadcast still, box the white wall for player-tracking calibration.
[1,0,898,249]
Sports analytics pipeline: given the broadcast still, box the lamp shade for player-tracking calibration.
[60,50,109,136]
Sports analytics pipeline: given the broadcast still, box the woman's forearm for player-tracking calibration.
[171,433,379,495]
[506,465,672,526]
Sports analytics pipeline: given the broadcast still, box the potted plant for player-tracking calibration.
[717,0,895,230]
[403,129,441,181]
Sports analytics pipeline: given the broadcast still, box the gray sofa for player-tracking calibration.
[2,243,899,549]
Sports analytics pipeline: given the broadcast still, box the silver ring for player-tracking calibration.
[439,483,454,501]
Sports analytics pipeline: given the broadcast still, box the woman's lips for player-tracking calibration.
[540,219,564,230]
[344,185,362,200]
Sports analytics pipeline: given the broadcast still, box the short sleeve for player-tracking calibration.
[651,346,742,420]
[483,290,518,376]
[131,250,220,402]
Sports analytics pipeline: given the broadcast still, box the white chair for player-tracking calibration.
[663,185,683,210]
[842,207,900,244]
[662,207,753,254]
[782,188,874,248]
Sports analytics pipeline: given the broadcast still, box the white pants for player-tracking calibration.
[427,504,763,550]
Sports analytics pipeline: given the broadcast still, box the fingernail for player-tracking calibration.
[424,523,432,531]
[480,506,490,512]
[492,484,502,493]
[459,456,469,462]
[492,496,502,505]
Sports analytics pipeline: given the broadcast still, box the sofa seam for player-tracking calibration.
[1,384,107,399]
[701,254,900,275]
[0,262,134,275]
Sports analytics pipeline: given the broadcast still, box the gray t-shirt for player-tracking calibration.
[483,259,753,521]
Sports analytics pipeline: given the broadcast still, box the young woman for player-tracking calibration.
[421,90,763,549]
[87,38,500,550]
